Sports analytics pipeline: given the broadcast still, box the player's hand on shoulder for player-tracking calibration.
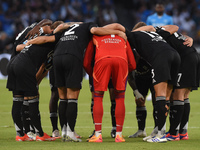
[183,36,193,47]
[26,26,40,40]
[118,31,127,41]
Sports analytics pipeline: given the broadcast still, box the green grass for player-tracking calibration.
[0,78,200,150]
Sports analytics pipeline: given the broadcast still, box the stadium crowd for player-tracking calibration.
[1,0,200,54]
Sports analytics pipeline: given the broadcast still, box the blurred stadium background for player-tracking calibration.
[1,0,200,79]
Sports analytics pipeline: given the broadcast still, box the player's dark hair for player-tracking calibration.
[132,22,147,30]
[156,1,164,6]
[50,21,64,30]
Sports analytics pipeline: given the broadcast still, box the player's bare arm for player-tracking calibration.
[160,25,179,34]
[90,27,127,41]
[16,44,26,52]
[16,35,55,50]
[36,63,48,85]
[26,35,56,45]
[26,19,52,39]
[102,23,126,32]
[159,25,193,47]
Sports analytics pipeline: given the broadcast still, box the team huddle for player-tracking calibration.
[6,18,200,143]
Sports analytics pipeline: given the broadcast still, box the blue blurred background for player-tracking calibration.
[0,0,200,78]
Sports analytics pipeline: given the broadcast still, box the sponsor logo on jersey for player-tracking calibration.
[60,35,78,41]
[101,38,121,44]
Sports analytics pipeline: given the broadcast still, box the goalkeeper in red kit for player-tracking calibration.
[83,34,136,142]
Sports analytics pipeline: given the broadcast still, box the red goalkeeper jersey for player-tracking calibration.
[83,34,136,76]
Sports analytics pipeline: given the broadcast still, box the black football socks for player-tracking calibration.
[59,99,68,134]
[136,106,147,131]
[28,98,44,137]
[180,98,190,134]
[50,112,58,132]
[156,96,167,135]
[169,100,184,135]
[22,100,31,134]
[111,99,116,129]
[12,97,24,136]
[49,91,59,131]
[66,99,78,132]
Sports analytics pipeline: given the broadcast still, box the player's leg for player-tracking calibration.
[11,91,26,140]
[179,90,190,140]
[57,87,68,141]
[21,67,54,141]
[22,100,31,134]
[57,54,83,142]
[167,89,186,141]
[49,67,61,138]
[53,55,69,141]
[151,87,158,134]
[111,57,128,142]
[143,89,158,141]
[154,82,168,134]
[114,90,126,142]
[131,97,147,137]
[87,90,104,142]
[147,51,180,143]
[12,63,39,141]
[49,90,60,138]
[25,95,43,136]
[146,81,169,143]
[12,92,35,141]
[87,58,111,142]
[7,63,31,141]
[21,100,36,140]
[88,76,95,138]
[166,88,186,141]
[25,94,55,141]
[129,75,150,138]
[179,52,200,140]
[65,88,82,142]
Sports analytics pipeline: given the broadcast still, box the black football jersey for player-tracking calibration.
[16,33,61,70]
[54,22,97,61]
[125,29,176,64]
[11,23,39,58]
[156,28,197,57]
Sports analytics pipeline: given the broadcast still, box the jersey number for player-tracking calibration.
[141,31,163,39]
[64,24,79,36]
[177,73,182,83]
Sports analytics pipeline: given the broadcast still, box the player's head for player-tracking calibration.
[43,21,64,34]
[155,2,165,16]
[132,22,147,31]
[50,21,64,30]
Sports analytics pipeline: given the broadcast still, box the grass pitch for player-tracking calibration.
[0,78,200,150]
